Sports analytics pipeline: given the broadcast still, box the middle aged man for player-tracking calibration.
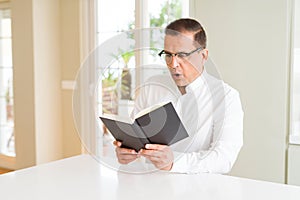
[114,18,244,174]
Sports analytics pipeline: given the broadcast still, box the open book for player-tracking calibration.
[100,102,189,152]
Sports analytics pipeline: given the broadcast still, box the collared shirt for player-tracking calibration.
[133,70,244,174]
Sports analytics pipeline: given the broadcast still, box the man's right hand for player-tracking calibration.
[113,141,139,164]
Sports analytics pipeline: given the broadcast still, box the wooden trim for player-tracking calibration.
[0,167,12,174]
[0,1,11,9]
[0,154,16,170]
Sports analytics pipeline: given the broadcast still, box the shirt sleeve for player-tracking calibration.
[170,89,244,174]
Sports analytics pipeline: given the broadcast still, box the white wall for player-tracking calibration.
[193,0,290,183]
[33,0,63,164]
[295,0,300,49]
[11,0,64,168]
[288,145,300,185]
[288,0,300,186]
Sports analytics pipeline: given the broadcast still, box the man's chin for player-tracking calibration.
[174,80,188,87]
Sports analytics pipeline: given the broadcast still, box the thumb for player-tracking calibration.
[113,140,122,147]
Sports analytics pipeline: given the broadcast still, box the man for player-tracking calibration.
[114,18,243,174]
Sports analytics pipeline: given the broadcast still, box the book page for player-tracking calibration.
[101,113,134,124]
[134,101,170,119]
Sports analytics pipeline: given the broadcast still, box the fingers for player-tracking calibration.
[118,156,137,164]
[114,141,137,154]
[113,141,172,169]
[116,147,137,155]
[139,149,160,158]
[139,144,174,171]
[115,149,137,164]
[117,153,137,160]
[142,154,173,170]
[144,144,166,151]
[139,144,168,157]
[141,154,161,162]
[115,149,138,164]
[113,140,122,147]
[114,141,138,165]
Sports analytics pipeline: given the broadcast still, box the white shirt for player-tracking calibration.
[133,70,244,174]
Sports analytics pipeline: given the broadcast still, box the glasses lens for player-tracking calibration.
[159,53,171,64]
[164,54,172,64]
[177,53,188,59]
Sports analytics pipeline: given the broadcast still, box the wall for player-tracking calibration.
[60,0,82,157]
[12,0,36,169]
[288,145,300,185]
[10,0,81,169]
[9,0,292,181]
[32,0,63,164]
[288,0,300,186]
[193,0,290,183]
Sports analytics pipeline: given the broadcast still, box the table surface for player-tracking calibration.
[1,155,300,200]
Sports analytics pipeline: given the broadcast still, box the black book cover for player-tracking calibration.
[100,102,189,152]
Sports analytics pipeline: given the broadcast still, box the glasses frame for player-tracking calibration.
[158,47,203,64]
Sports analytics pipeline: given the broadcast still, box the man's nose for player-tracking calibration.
[169,55,179,69]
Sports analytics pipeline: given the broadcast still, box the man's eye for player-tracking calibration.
[165,54,172,58]
[177,53,188,58]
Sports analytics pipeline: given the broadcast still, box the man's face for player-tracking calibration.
[164,32,207,87]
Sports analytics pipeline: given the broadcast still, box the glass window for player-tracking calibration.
[97,0,189,107]
[148,0,189,28]
[96,0,189,146]
[0,9,15,157]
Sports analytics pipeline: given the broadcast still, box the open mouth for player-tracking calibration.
[172,73,182,78]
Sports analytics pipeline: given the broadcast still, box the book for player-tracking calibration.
[99,102,189,152]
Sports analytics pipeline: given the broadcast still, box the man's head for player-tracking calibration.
[159,18,208,87]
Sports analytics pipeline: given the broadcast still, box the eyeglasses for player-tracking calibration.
[158,47,203,64]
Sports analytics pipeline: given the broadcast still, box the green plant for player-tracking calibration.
[120,51,134,67]
[150,0,182,28]
[102,68,118,87]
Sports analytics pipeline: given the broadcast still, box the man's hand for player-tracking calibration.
[139,144,174,171]
[113,141,139,165]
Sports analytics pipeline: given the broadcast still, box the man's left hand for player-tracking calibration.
[139,144,174,171]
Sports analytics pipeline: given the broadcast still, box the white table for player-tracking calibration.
[1,155,300,200]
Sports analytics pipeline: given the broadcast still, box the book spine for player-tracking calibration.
[132,121,150,145]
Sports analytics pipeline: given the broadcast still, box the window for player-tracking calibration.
[97,0,189,115]
[290,0,300,144]
[96,0,190,150]
[73,0,191,158]
[0,8,14,157]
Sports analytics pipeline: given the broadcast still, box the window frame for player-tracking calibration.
[96,0,193,96]
[77,0,195,157]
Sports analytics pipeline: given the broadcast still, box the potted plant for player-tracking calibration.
[102,68,119,115]
[120,51,134,100]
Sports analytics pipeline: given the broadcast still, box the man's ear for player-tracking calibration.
[201,49,209,61]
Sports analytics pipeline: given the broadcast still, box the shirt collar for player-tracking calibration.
[185,70,207,93]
